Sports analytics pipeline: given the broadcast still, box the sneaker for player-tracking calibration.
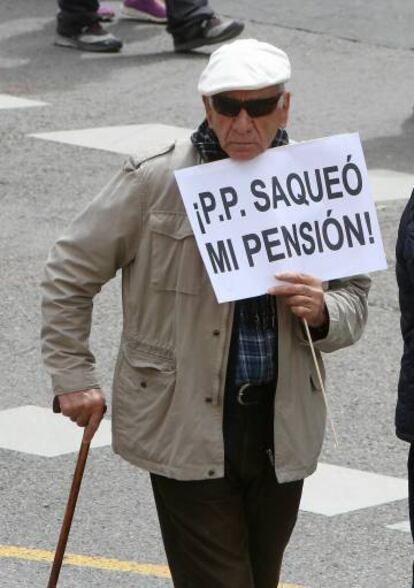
[173,16,244,52]
[97,4,116,22]
[120,0,167,23]
[55,22,123,52]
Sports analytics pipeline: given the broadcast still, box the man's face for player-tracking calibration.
[203,86,290,161]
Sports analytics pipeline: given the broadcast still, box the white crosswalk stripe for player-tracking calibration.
[0,94,47,109]
[0,406,111,457]
[30,124,191,155]
[29,124,414,202]
[387,520,411,533]
[301,462,407,516]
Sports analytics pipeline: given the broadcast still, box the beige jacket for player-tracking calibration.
[41,140,370,482]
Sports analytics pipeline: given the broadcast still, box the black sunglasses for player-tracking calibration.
[211,93,283,118]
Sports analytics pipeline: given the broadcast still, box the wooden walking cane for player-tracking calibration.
[47,396,106,588]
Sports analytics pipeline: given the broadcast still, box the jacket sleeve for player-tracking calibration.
[41,162,144,395]
[312,275,371,353]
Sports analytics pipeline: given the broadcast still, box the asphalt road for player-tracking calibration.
[0,1,414,586]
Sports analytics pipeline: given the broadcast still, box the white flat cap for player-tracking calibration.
[198,38,291,96]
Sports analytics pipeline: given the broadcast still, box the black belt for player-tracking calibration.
[235,381,275,406]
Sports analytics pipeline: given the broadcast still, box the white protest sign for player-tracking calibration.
[174,133,387,303]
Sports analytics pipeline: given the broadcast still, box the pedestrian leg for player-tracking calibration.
[245,463,303,588]
[150,473,255,588]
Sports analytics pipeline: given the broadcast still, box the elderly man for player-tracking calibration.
[41,39,370,587]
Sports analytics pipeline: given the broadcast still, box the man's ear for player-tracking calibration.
[202,95,212,127]
[280,91,291,128]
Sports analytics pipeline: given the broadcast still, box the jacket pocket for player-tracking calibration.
[113,344,177,459]
[121,340,176,384]
[149,211,202,295]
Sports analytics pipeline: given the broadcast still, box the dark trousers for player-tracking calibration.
[57,0,100,35]
[165,0,213,36]
[151,382,303,588]
[409,444,414,587]
[57,0,213,37]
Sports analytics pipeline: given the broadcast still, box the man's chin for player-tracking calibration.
[227,145,261,161]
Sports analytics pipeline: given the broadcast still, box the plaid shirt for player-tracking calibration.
[191,120,288,386]
[234,295,277,385]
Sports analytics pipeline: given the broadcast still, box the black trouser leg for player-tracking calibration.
[165,0,214,37]
[151,474,255,588]
[57,0,100,35]
[223,384,303,588]
[245,471,303,586]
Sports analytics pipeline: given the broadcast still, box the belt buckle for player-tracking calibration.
[237,382,258,406]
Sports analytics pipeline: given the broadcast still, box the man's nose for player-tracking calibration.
[232,107,254,132]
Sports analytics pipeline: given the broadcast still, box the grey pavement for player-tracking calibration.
[0,0,413,586]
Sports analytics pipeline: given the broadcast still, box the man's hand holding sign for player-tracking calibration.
[270,272,328,329]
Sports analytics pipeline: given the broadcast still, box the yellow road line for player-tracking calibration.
[0,545,170,578]
[0,544,305,586]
